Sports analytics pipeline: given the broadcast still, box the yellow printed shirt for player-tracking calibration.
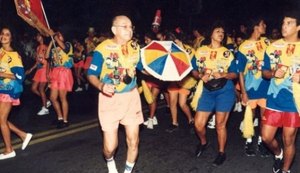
[262,39,300,112]
[0,48,24,98]
[50,42,73,68]
[192,45,237,75]
[236,37,270,99]
[87,39,140,93]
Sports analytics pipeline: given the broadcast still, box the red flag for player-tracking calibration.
[14,0,49,36]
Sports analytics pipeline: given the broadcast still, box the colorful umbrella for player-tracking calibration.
[141,41,192,81]
[14,0,49,36]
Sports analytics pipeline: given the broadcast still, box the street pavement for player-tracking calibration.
[0,85,299,173]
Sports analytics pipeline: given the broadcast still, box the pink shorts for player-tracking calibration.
[262,109,300,128]
[0,94,20,106]
[50,67,74,91]
[83,56,92,70]
[73,60,84,68]
[33,68,47,83]
[98,88,144,132]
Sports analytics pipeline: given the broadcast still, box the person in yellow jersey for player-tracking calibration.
[0,27,32,160]
[87,15,144,173]
[236,17,271,157]
[46,30,74,129]
[261,10,300,173]
[191,21,238,166]
[164,30,196,133]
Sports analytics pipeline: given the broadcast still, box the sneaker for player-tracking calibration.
[57,121,69,129]
[147,119,154,129]
[0,151,16,160]
[273,157,283,173]
[195,142,209,157]
[22,133,33,150]
[281,170,290,173]
[237,102,243,112]
[212,152,226,166]
[233,102,239,112]
[253,118,259,127]
[37,107,49,116]
[159,93,164,100]
[245,142,256,156]
[207,115,215,129]
[239,121,244,132]
[258,143,271,157]
[165,124,178,133]
[46,100,51,108]
[75,87,83,92]
[143,116,158,126]
[56,120,64,129]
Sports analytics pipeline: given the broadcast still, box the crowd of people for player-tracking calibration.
[0,8,300,173]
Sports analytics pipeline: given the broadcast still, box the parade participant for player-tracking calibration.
[192,28,205,50]
[83,27,99,90]
[164,30,196,133]
[192,21,238,166]
[236,17,270,157]
[72,39,86,92]
[261,10,300,173]
[87,15,143,173]
[26,32,51,115]
[46,30,73,129]
[0,27,32,160]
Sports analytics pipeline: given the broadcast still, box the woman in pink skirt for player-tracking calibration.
[26,33,51,115]
[46,30,73,129]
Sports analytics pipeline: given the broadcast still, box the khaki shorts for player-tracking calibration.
[248,98,266,109]
[98,88,144,132]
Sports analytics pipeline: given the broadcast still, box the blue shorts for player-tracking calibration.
[196,81,235,112]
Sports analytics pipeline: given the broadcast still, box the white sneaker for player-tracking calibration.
[75,87,83,92]
[240,121,244,132]
[233,102,239,112]
[46,100,51,108]
[37,107,49,116]
[253,118,258,127]
[147,119,154,129]
[22,133,33,150]
[207,114,215,129]
[0,151,16,160]
[144,116,158,126]
[159,93,164,100]
[153,116,158,125]
[237,102,243,112]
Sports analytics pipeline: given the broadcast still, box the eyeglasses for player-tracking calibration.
[113,25,135,30]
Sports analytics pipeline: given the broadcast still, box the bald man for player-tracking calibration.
[87,15,143,173]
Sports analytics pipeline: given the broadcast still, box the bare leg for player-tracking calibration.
[169,91,179,125]
[0,102,13,154]
[178,92,193,123]
[58,90,69,122]
[50,89,63,119]
[124,124,140,162]
[215,112,230,153]
[194,111,211,145]
[282,127,298,171]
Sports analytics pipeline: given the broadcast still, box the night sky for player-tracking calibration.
[0,0,299,40]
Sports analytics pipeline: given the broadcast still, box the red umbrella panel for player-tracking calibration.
[14,0,49,36]
[141,41,192,81]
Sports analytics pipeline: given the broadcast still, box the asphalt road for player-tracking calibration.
[0,86,299,173]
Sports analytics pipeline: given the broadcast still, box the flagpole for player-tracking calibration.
[40,0,58,68]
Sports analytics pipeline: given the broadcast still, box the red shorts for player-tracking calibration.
[167,83,190,95]
[83,56,92,70]
[0,94,20,106]
[262,109,300,128]
[98,88,144,132]
[49,67,74,91]
[33,68,47,83]
[73,60,84,68]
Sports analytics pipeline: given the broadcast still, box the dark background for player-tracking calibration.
[0,0,300,40]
